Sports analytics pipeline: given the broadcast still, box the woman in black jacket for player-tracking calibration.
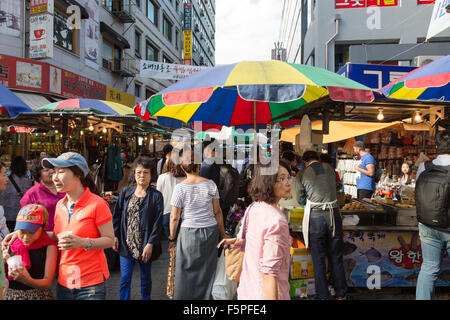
[112,156,163,300]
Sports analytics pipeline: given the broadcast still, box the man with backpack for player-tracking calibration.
[353,141,376,200]
[415,130,450,300]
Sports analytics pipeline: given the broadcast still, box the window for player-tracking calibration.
[163,55,172,63]
[175,29,180,50]
[147,0,158,26]
[54,7,77,53]
[146,41,158,61]
[102,40,113,70]
[135,83,141,97]
[135,31,141,58]
[102,38,122,71]
[163,16,173,42]
[136,0,141,9]
[145,88,156,99]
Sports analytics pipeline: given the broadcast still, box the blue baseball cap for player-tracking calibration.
[42,152,89,178]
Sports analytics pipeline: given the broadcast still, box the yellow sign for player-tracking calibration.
[106,86,135,108]
[183,30,192,60]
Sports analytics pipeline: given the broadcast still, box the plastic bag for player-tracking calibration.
[212,251,238,300]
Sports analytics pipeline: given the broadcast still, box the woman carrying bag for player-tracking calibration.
[113,156,164,300]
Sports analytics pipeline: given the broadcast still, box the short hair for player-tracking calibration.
[282,151,296,162]
[247,161,291,204]
[29,158,44,182]
[320,153,332,164]
[302,150,319,163]
[11,156,27,177]
[436,130,450,154]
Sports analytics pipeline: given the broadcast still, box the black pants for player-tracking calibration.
[309,209,348,299]
[357,189,373,200]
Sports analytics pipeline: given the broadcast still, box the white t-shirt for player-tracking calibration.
[416,155,450,179]
[171,180,220,228]
[156,173,185,214]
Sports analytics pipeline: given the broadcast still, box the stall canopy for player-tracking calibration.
[0,83,33,117]
[281,121,400,144]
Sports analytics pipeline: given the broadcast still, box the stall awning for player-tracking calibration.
[13,92,53,111]
[100,22,131,49]
[281,121,400,144]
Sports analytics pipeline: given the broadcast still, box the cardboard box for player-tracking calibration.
[290,247,314,279]
[289,278,315,298]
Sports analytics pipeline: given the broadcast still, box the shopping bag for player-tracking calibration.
[166,246,176,299]
[212,251,238,300]
[218,237,245,282]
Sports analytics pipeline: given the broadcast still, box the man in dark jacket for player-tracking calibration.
[199,138,220,188]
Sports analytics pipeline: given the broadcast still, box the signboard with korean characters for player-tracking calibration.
[342,230,450,287]
[140,60,207,81]
[183,30,192,60]
[335,0,399,9]
[30,0,54,15]
[30,13,54,59]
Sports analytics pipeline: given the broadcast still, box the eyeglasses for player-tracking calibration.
[276,176,293,184]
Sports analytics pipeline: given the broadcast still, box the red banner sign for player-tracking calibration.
[335,0,399,8]
[418,0,435,4]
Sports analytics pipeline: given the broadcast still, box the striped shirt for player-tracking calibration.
[171,180,219,228]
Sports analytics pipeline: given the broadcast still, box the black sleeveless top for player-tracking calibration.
[8,247,48,290]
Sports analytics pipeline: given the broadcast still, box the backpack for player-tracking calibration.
[219,164,240,207]
[374,165,383,184]
[415,161,450,228]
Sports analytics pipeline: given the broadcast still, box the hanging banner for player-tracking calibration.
[426,0,450,40]
[183,3,192,30]
[183,30,192,60]
[140,60,207,81]
[0,0,21,37]
[30,13,54,59]
[82,0,100,70]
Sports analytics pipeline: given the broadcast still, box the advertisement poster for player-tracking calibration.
[61,69,106,99]
[49,65,61,94]
[0,0,21,37]
[342,231,450,287]
[82,0,100,70]
[16,61,43,89]
[30,13,54,59]
[140,60,207,81]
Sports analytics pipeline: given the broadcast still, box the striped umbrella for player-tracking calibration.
[0,83,33,117]
[38,99,135,115]
[134,60,375,129]
[379,55,450,101]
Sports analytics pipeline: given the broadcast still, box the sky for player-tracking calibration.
[215,0,283,65]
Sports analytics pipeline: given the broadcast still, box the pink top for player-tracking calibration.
[237,201,292,300]
[20,182,65,231]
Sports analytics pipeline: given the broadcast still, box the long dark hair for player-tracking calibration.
[67,165,101,196]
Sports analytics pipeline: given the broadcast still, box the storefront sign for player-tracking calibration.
[335,0,398,8]
[418,0,435,4]
[183,3,192,30]
[426,0,450,40]
[61,69,106,99]
[30,0,54,15]
[0,54,48,90]
[140,60,207,81]
[337,63,416,89]
[106,86,135,107]
[342,230,450,287]
[30,13,54,59]
[183,30,192,60]
[0,0,21,37]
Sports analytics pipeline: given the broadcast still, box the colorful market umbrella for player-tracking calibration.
[379,55,450,101]
[134,60,375,129]
[38,99,135,115]
[0,83,33,117]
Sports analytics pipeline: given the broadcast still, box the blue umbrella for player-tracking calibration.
[0,83,33,117]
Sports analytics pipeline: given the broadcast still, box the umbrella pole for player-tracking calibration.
[253,101,257,166]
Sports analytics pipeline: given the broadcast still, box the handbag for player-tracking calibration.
[217,203,253,282]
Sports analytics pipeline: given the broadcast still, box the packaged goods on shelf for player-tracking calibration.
[290,247,314,279]
[289,278,315,298]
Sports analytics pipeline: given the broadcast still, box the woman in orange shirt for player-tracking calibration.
[2,152,115,300]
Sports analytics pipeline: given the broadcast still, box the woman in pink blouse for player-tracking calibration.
[236,161,293,300]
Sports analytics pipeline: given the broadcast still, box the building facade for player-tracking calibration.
[0,0,215,108]
[279,0,450,72]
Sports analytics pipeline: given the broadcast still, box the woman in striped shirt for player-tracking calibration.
[168,149,228,300]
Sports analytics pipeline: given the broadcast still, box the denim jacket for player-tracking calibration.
[113,185,163,261]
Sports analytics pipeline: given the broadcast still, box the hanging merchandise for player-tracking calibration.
[297,114,312,155]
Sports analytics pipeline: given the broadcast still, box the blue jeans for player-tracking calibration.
[416,223,450,300]
[119,253,152,300]
[309,209,348,299]
[57,282,106,300]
